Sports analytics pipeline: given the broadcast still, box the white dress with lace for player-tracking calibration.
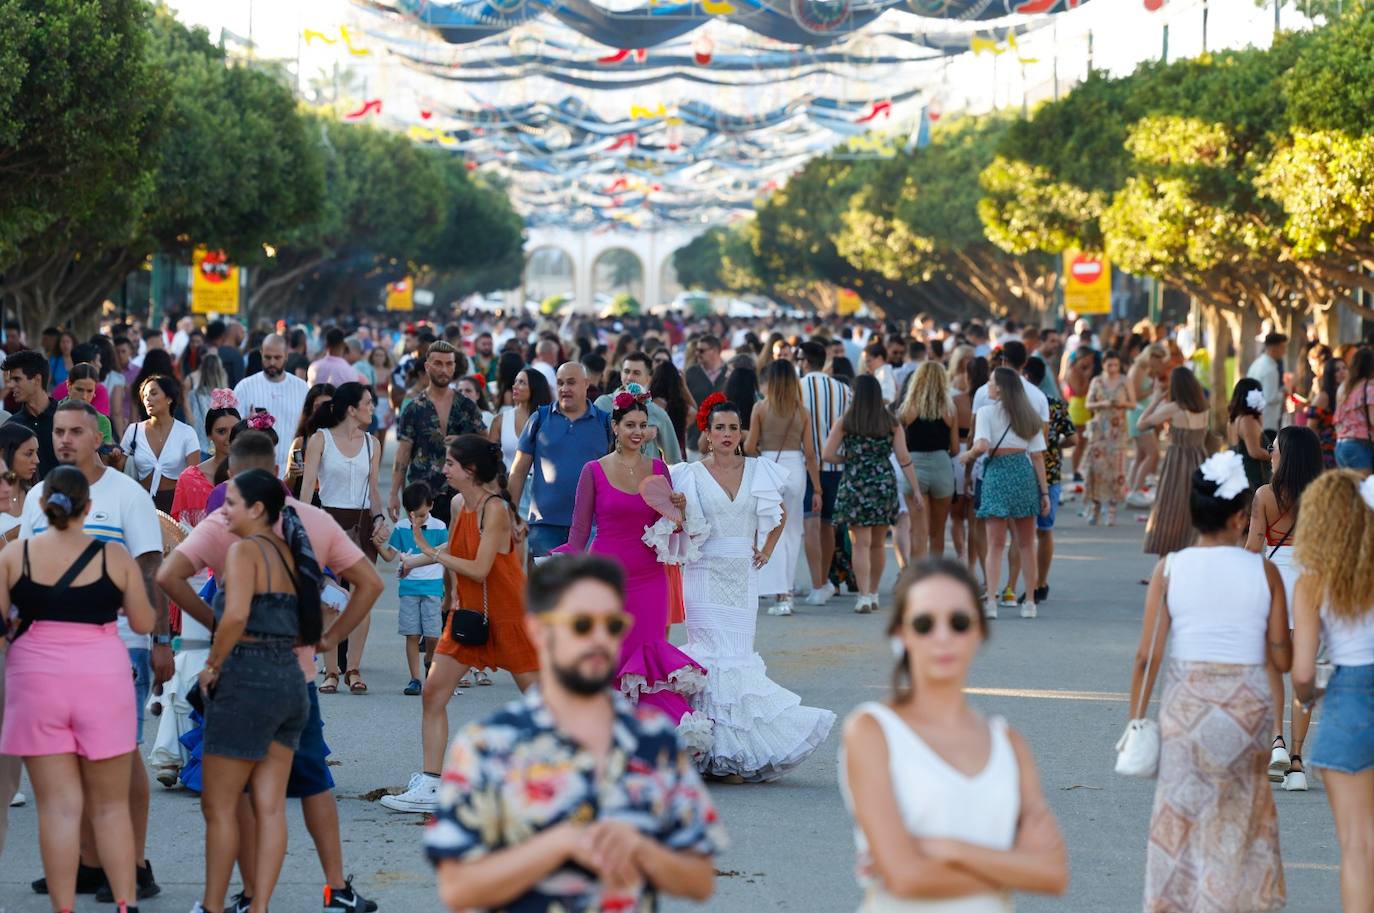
[672,458,837,781]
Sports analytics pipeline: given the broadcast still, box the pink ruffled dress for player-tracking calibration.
[553,459,711,754]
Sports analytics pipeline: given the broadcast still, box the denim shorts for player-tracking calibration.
[803,471,841,521]
[1335,439,1374,471]
[527,524,572,558]
[203,641,309,761]
[1312,663,1374,774]
[130,647,151,746]
[286,683,334,798]
[1036,483,1063,531]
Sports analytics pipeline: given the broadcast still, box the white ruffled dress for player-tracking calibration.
[672,458,837,781]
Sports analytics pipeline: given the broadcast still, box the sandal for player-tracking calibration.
[458,672,474,688]
[344,670,368,694]
[474,669,492,686]
[319,672,340,694]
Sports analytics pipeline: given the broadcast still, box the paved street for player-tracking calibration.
[0,490,1343,913]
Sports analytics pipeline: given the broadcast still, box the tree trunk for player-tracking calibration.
[1203,302,1231,434]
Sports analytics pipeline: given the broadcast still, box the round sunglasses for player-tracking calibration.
[910,611,974,636]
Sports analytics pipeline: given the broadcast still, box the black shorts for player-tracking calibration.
[804,471,841,522]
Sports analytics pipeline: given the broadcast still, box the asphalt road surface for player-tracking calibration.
[0,486,1342,913]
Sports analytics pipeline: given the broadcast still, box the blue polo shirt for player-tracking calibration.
[518,403,612,527]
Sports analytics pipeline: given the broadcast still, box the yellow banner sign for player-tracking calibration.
[191,248,239,315]
[386,277,415,311]
[837,288,861,316]
[1062,251,1111,316]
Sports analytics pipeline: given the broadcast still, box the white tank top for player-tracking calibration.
[839,703,1018,913]
[499,405,520,470]
[1166,547,1270,665]
[317,429,372,509]
[1322,606,1374,667]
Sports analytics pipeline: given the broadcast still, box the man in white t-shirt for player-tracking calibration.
[233,333,309,478]
[21,400,168,899]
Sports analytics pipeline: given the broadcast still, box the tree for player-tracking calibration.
[837,115,1058,322]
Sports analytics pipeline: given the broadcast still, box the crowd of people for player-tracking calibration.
[0,306,1369,913]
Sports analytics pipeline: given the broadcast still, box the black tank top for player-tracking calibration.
[11,540,123,626]
[905,417,952,453]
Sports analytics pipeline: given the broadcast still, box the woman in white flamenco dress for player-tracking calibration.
[671,397,836,781]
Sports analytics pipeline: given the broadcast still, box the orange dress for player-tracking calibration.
[434,500,539,674]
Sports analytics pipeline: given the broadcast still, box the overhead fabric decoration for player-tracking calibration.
[328,0,1094,229]
[382,0,1091,48]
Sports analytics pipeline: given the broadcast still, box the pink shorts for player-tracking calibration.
[1,621,136,760]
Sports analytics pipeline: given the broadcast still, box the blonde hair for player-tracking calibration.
[899,361,952,425]
[947,345,975,387]
[763,360,803,422]
[1132,343,1167,371]
[1293,470,1374,620]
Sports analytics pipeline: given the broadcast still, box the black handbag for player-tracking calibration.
[448,495,493,646]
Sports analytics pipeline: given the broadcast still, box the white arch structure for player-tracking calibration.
[524,226,699,312]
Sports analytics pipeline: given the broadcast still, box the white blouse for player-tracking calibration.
[121,419,201,490]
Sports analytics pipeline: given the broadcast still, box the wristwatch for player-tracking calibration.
[152,634,174,646]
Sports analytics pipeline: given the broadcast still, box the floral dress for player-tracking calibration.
[1306,404,1337,469]
[1085,375,1130,503]
[834,432,898,527]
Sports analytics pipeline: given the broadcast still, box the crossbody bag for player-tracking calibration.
[448,494,498,646]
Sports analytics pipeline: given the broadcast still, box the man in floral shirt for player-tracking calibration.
[425,555,724,913]
[1023,357,1077,603]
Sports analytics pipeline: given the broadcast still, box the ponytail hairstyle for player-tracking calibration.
[231,468,322,644]
[447,434,513,509]
[886,558,987,703]
[319,382,374,430]
[42,465,90,531]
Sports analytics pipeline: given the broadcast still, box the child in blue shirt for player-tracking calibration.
[373,481,449,695]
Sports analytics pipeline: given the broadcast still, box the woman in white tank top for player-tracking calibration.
[840,559,1068,912]
[488,368,552,522]
[1127,451,1289,913]
[300,381,384,694]
[1292,470,1374,913]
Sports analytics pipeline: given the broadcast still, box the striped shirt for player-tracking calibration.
[802,371,851,472]
[232,370,309,478]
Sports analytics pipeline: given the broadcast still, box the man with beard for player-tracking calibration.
[472,331,498,382]
[425,555,723,913]
[233,333,309,478]
[391,340,485,527]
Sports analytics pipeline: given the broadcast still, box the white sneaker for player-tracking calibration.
[1269,740,1291,781]
[854,594,877,614]
[804,586,831,606]
[767,597,794,616]
[1125,490,1154,508]
[9,790,25,807]
[985,596,998,620]
[998,587,1018,608]
[380,773,439,813]
[1282,768,1309,791]
[1020,602,1037,619]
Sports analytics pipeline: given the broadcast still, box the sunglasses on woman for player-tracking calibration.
[542,611,634,638]
[910,611,974,636]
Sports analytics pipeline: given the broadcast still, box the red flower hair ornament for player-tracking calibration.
[613,383,652,413]
[695,392,728,433]
[246,412,276,432]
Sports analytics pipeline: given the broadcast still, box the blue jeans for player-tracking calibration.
[1335,439,1374,470]
[130,647,151,745]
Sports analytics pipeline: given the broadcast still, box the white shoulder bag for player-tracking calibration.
[1114,555,1170,778]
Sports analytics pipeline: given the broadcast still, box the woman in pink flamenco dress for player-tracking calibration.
[554,389,712,753]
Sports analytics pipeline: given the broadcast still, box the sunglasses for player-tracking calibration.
[543,611,634,638]
[0,472,16,485]
[910,611,975,636]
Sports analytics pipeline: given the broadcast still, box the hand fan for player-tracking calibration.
[638,474,683,524]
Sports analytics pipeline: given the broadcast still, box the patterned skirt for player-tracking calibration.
[1144,661,1285,913]
[976,453,1039,520]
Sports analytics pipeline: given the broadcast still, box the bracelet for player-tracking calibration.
[203,661,220,675]
[898,460,912,469]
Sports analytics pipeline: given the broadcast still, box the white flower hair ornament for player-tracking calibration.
[1199,450,1249,501]
[1245,389,1266,413]
[1360,475,1374,512]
